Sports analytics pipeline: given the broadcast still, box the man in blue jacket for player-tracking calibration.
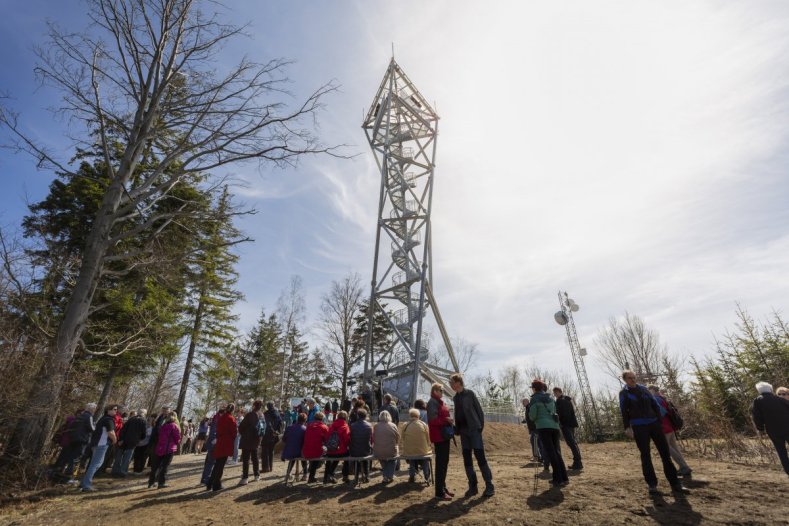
[619,370,686,495]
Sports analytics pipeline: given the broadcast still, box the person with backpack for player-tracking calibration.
[648,385,692,478]
[52,404,95,483]
[620,370,687,494]
[261,401,283,473]
[237,400,263,485]
[302,412,330,483]
[529,380,569,488]
[323,410,351,483]
[148,411,180,489]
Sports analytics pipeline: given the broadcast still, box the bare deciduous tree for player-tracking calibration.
[435,336,478,374]
[0,0,341,463]
[594,312,680,385]
[319,272,363,401]
[276,275,306,404]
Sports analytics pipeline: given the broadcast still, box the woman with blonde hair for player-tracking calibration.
[373,410,400,483]
[148,411,180,489]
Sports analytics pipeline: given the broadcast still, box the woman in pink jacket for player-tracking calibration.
[148,411,181,489]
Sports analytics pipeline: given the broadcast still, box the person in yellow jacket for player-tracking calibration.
[402,408,432,484]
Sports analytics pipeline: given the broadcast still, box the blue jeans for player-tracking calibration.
[408,458,431,480]
[233,434,240,462]
[80,444,109,489]
[380,459,396,479]
[111,448,134,475]
[200,440,216,484]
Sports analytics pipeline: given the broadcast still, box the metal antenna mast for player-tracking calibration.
[361,58,458,407]
[554,291,604,441]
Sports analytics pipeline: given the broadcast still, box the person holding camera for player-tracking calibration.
[528,379,569,488]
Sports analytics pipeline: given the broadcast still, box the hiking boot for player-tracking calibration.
[671,484,689,494]
[648,485,659,495]
[157,484,169,489]
[238,478,248,486]
[436,492,452,501]
[678,469,692,478]
[483,484,495,497]
[408,475,416,483]
[464,485,478,498]
[254,475,260,482]
[570,463,583,470]
[307,477,317,483]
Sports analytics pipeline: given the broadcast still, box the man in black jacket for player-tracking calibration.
[619,370,685,495]
[112,409,147,476]
[751,381,789,476]
[451,373,494,498]
[553,387,583,470]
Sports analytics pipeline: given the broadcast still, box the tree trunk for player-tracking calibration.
[0,176,130,465]
[148,356,173,416]
[95,366,119,417]
[176,291,205,419]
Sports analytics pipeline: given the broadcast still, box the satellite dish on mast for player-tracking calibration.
[580,347,588,356]
[570,303,579,312]
[554,311,569,325]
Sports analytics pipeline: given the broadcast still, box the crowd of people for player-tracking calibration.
[47,371,788,501]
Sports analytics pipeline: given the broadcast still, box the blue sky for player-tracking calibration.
[2,1,789,390]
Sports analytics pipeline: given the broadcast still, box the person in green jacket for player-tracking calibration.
[528,379,569,487]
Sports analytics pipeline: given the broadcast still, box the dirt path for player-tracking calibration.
[1,424,787,525]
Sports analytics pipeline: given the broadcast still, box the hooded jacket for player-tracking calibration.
[326,418,351,456]
[619,384,660,429]
[529,392,560,430]
[120,414,147,449]
[302,420,329,459]
[69,410,95,445]
[212,412,238,458]
[155,421,181,457]
[554,395,579,428]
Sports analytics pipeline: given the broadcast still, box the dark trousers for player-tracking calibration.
[461,444,493,489]
[434,440,450,496]
[208,456,229,490]
[53,442,86,477]
[261,441,275,472]
[148,453,173,487]
[560,425,583,465]
[769,432,789,475]
[241,448,259,479]
[538,428,568,484]
[324,453,346,480]
[633,421,679,487]
[132,445,148,473]
[308,460,322,481]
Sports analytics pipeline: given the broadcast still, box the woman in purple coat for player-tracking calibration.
[281,412,307,482]
[148,412,180,489]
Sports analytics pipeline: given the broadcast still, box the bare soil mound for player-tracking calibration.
[1,423,787,526]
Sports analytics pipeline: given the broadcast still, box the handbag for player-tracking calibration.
[441,424,455,441]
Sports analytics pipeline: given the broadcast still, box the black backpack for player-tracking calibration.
[667,400,684,431]
[326,429,340,452]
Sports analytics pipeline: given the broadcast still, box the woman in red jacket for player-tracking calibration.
[323,411,351,483]
[427,383,454,500]
[207,403,238,491]
[301,412,329,483]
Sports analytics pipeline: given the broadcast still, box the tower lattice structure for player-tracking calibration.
[558,291,604,441]
[361,58,458,406]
